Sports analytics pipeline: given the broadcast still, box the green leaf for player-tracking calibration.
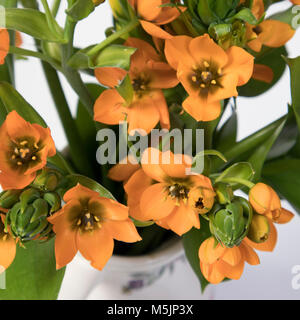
[285,56,300,131]
[68,44,136,70]
[214,106,237,152]
[66,0,95,21]
[267,108,299,161]
[0,82,47,127]
[211,115,288,172]
[65,174,116,200]
[5,8,65,42]
[0,239,65,300]
[239,46,287,97]
[248,116,286,181]
[215,162,255,189]
[262,158,300,214]
[75,83,104,168]
[197,0,216,25]
[182,217,210,292]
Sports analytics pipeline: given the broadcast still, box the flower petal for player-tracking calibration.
[244,220,277,252]
[141,147,166,182]
[95,67,127,88]
[104,219,142,243]
[140,183,175,220]
[94,89,127,125]
[76,228,114,270]
[199,237,226,264]
[182,95,221,122]
[164,204,198,236]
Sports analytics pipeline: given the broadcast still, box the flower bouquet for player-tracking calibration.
[0,0,299,300]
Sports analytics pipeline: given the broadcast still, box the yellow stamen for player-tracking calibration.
[17,161,22,166]
[14,148,19,155]
[192,76,197,82]
[97,222,102,229]
[77,219,81,226]
[20,140,28,146]
[217,68,222,75]
[34,143,39,149]
[203,61,210,68]
[211,80,217,85]
[11,155,16,160]
[200,84,206,88]
[85,213,91,219]
[32,156,37,161]
[94,216,100,222]
[20,148,30,159]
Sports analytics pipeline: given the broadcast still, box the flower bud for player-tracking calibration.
[32,168,62,192]
[43,192,61,213]
[93,0,105,6]
[0,190,21,209]
[7,200,52,242]
[188,176,215,214]
[215,182,234,205]
[209,197,252,248]
[247,213,270,243]
[196,0,240,26]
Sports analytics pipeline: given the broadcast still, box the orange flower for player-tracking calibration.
[48,184,141,270]
[199,220,278,284]
[252,64,274,83]
[94,38,178,134]
[165,34,254,121]
[0,29,9,65]
[108,155,140,182]
[290,0,300,4]
[249,183,294,224]
[0,213,16,273]
[128,0,185,39]
[124,147,215,236]
[0,111,56,190]
[246,0,295,52]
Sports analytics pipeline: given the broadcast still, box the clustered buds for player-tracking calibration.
[0,168,63,243]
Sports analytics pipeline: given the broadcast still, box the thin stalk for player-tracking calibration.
[61,18,94,116]
[87,19,139,57]
[9,46,63,71]
[51,0,61,17]
[41,61,95,178]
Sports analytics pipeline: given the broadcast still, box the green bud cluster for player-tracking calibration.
[186,0,258,48]
[209,196,253,248]
[0,168,63,242]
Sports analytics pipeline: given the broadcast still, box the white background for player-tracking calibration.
[14,1,300,299]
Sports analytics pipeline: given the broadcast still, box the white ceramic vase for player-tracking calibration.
[58,238,214,300]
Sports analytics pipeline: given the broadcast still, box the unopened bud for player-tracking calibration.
[215,183,234,205]
[247,213,270,243]
[209,197,252,248]
[0,190,21,209]
[33,168,61,192]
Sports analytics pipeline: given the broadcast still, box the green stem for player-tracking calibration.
[41,0,63,39]
[9,46,62,71]
[87,19,139,57]
[61,18,94,116]
[41,61,95,178]
[51,0,61,17]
